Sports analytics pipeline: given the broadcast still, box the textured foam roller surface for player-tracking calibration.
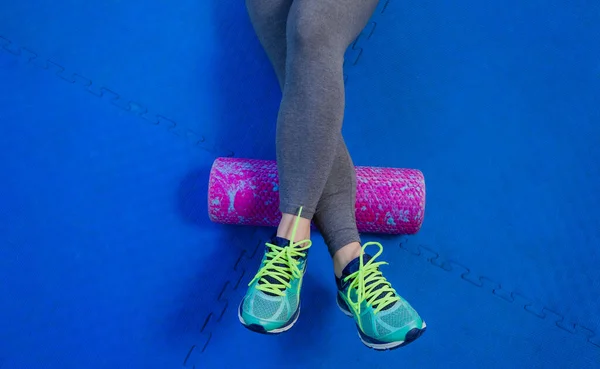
[208,157,426,234]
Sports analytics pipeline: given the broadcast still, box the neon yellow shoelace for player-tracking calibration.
[249,207,312,297]
[343,242,400,315]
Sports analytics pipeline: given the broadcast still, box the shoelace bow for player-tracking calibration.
[343,242,400,315]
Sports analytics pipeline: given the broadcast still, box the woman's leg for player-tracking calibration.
[239,0,376,335]
[246,0,365,261]
[312,137,362,274]
[275,0,379,243]
[240,0,308,335]
[245,0,291,91]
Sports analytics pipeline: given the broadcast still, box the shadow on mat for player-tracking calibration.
[176,167,212,230]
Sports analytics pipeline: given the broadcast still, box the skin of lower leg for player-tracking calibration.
[332,241,362,278]
[276,213,311,242]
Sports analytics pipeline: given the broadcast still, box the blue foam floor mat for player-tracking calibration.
[1,0,599,368]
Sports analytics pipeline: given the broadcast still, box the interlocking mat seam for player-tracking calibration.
[399,239,600,350]
[0,35,235,158]
[0,34,251,367]
[0,0,392,153]
[343,0,390,83]
[345,0,598,352]
[183,233,263,368]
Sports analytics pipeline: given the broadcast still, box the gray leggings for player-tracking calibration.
[246,0,379,256]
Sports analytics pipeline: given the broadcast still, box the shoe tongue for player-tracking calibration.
[272,237,290,247]
[341,254,396,311]
[269,237,305,261]
[341,254,372,278]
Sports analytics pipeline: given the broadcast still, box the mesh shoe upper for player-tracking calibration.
[239,208,312,332]
[337,242,424,344]
[241,236,307,324]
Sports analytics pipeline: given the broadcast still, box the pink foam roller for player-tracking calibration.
[208,157,426,234]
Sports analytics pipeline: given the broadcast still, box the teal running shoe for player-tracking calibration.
[336,242,426,350]
[238,209,312,334]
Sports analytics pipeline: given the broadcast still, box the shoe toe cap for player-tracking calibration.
[404,325,426,344]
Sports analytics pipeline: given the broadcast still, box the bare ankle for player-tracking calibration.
[276,213,311,242]
[333,242,362,278]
